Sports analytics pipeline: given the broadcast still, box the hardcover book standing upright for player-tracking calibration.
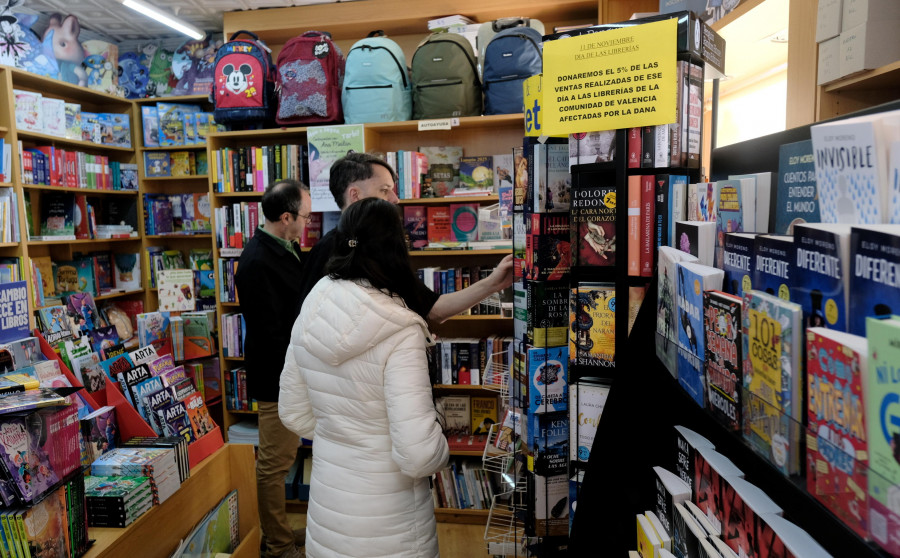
[775,140,820,234]
[721,233,756,299]
[792,223,851,332]
[848,225,900,337]
[752,234,794,302]
[805,327,868,539]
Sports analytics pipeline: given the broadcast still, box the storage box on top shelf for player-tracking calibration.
[817,0,843,43]
[842,0,900,31]
[817,36,842,85]
[839,19,900,78]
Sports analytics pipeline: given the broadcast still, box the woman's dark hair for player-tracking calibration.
[325,198,418,309]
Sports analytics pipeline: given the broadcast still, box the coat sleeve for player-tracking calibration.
[384,327,449,479]
[278,341,316,440]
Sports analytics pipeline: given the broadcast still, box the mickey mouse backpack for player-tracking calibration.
[275,31,345,125]
[212,31,276,126]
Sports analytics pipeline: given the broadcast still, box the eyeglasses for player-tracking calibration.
[287,211,313,223]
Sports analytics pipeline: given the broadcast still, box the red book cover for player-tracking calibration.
[74,194,89,239]
[640,174,655,277]
[627,175,640,277]
[449,202,479,242]
[628,127,641,168]
[805,328,868,539]
[427,206,451,243]
[300,212,322,248]
[722,480,758,557]
[23,150,32,184]
[66,151,77,189]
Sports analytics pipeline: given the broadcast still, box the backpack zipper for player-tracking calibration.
[347,45,408,88]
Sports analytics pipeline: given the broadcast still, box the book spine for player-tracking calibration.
[627,175,641,277]
[628,127,641,168]
[640,175,654,277]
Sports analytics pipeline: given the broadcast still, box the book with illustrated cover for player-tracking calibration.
[13,89,41,132]
[418,146,463,197]
[117,363,152,408]
[141,106,159,148]
[0,411,61,502]
[437,395,470,436]
[109,113,131,148]
[722,477,783,558]
[99,353,134,383]
[157,103,196,147]
[714,179,746,268]
[40,192,75,237]
[675,262,723,407]
[72,352,105,393]
[569,130,615,167]
[449,202,479,242]
[157,269,195,312]
[569,282,615,368]
[80,405,119,464]
[848,225,900,337]
[524,213,570,282]
[65,102,82,140]
[704,291,743,432]
[657,247,699,377]
[21,485,70,557]
[144,152,171,178]
[527,411,568,476]
[775,140,820,234]
[179,490,240,557]
[156,400,194,442]
[570,178,615,267]
[183,391,215,440]
[470,396,498,436]
[170,151,195,177]
[806,327,868,539]
[403,206,427,250]
[113,252,141,291]
[742,289,803,476]
[674,220,715,267]
[457,155,493,194]
[526,345,568,414]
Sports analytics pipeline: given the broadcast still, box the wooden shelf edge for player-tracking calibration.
[433,508,490,524]
[410,249,511,256]
[16,129,133,152]
[141,144,208,151]
[27,236,140,245]
[398,195,499,205]
[141,175,209,180]
[133,94,212,104]
[213,191,265,197]
[21,184,138,195]
[823,59,900,92]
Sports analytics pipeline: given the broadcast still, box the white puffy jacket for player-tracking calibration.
[279,277,450,558]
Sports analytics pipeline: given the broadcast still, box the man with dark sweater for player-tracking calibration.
[296,152,513,324]
[235,179,310,558]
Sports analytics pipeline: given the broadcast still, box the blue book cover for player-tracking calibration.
[792,223,851,332]
[752,234,793,301]
[141,106,159,148]
[714,179,745,267]
[676,262,724,406]
[526,345,568,414]
[526,411,568,476]
[0,282,29,344]
[99,353,134,383]
[775,140,820,234]
[849,225,900,336]
[656,247,698,378]
[722,233,756,298]
[132,376,164,424]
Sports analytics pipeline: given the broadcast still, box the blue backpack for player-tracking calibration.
[342,32,411,123]
[482,26,543,115]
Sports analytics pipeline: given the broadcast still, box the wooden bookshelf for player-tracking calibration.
[21,185,139,195]
[398,195,499,205]
[16,130,134,152]
[141,175,209,180]
[142,144,208,151]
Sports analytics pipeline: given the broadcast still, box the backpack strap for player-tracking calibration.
[303,30,333,39]
[367,30,386,38]
[229,30,260,41]
[492,18,529,32]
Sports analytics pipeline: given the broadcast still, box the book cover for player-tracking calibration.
[657,247,699,377]
[80,406,119,463]
[157,102,188,146]
[426,206,451,243]
[570,178,616,267]
[524,213,570,282]
[183,391,216,440]
[752,234,794,302]
[156,400,195,442]
[653,466,691,543]
[449,202,479,242]
[41,97,65,137]
[113,253,141,291]
[0,412,60,502]
[81,112,101,143]
[64,102,82,140]
[144,152,171,178]
[14,89,41,132]
[99,353,134,383]
[674,220,715,267]
[109,113,131,148]
[866,316,900,555]
[132,375,165,424]
[21,485,69,557]
[527,411,568,476]
[704,291,743,432]
[513,144,528,212]
[568,378,610,466]
[470,396,498,436]
[568,130,615,167]
[307,125,366,212]
[694,447,744,538]
[806,327,868,539]
[90,325,119,356]
[458,155,493,193]
[526,345,568,414]
[179,490,239,557]
[437,395,470,436]
[793,223,851,332]
[515,280,569,348]
[157,269,195,312]
[672,503,705,558]
[72,352,105,393]
[170,151,193,177]
[674,425,716,496]
[117,362,153,408]
[66,291,102,331]
[40,192,75,237]
[714,180,745,268]
[569,282,615,368]
[722,233,756,298]
[675,262,724,407]
[721,477,783,558]
[628,175,640,276]
[848,225,900,337]
[742,289,803,476]
[403,206,427,250]
[534,143,570,213]
[0,282,28,344]
[418,146,462,197]
[811,113,899,225]
[141,106,159,148]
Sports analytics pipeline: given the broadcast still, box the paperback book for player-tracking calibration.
[775,139,820,234]
[703,291,743,432]
[848,225,900,337]
[569,282,615,369]
[675,262,724,407]
[570,177,616,267]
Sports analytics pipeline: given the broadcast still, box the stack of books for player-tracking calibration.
[90,446,181,505]
[85,475,153,527]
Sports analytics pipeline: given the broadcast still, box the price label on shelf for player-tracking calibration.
[418,119,453,131]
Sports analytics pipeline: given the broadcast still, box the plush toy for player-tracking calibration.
[0,0,31,67]
[43,14,86,86]
[82,39,118,94]
[117,51,148,99]
[146,46,174,97]
[172,34,221,96]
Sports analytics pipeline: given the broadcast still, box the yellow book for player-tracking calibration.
[0,373,40,394]
[470,396,498,435]
[636,513,662,558]
[170,151,193,177]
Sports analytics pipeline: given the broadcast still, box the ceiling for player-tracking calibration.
[22,0,347,43]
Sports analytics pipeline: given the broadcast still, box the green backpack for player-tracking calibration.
[411,33,481,119]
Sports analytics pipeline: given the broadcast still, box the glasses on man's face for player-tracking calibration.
[286,211,313,223]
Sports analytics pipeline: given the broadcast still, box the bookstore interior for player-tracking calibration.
[0,0,896,556]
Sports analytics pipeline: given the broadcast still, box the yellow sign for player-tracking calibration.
[542,19,677,136]
[523,74,543,137]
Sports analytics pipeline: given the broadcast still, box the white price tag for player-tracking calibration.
[417,119,453,131]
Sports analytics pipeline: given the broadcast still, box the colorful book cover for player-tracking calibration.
[714,179,745,268]
[89,326,119,356]
[806,328,868,539]
[515,280,569,348]
[775,140,820,234]
[570,179,616,267]
[170,151,193,177]
[704,291,743,432]
[132,375,164,424]
[137,312,171,348]
[156,102,188,146]
[109,113,131,148]
[656,247,699,377]
[157,269,195,312]
[40,192,75,236]
[752,234,794,302]
[722,477,783,558]
[524,213,570,282]
[470,396,498,436]
[183,391,216,440]
[21,485,69,557]
[80,405,119,463]
[179,490,239,557]
[449,202,479,242]
[156,400,194,442]
[534,143,570,213]
[13,89,41,132]
[848,225,900,337]
[458,155,493,193]
[72,352,104,392]
[0,282,28,344]
[55,258,96,297]
[569,282,615,368]
[403,206,427,249]
[66,292,102,331]
[0,412,60,502]
[426,206,451,243]
[144,152,171,178]
[418,146,462,197]
[722,233,756,299]
[141,106,159,148]
[741,289,803,475]
[527,411,568,476]
[307,124,366,212]
[866,316,900,555]
[526,345,568,414]
[568,130,615,167]
[793,223,851,332]
[99,353,134,383]
[674,220,715,267]
[113,253,141,291]
[64,102,82,140]
[81,112,101,143]
[117,363,153,408]
[675,262,724,407]
[811,113,898,225]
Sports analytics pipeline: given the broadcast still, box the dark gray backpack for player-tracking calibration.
[411,33,481,119]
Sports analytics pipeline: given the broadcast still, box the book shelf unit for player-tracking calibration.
[0,66,145,328]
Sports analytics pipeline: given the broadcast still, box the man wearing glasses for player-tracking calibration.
[235,179,310,558]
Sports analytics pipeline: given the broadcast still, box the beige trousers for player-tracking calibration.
[257,401,299,555]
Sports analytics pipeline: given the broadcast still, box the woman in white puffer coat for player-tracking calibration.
[279,198,450,558]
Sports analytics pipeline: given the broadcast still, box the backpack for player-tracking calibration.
[275,31,345,125]
[342,32,412,123]
[476,18,545,64]
[212,31,277,126]
[411,33,481,120]
[482,26,543,115]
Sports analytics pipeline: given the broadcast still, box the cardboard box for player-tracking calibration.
[839,20,900,78]
[817,36,842,85]
[816,0,842,42]
[842,0,900,32]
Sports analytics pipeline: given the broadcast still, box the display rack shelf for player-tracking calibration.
[16,130,134,152]
[27,237,140,245]
[21,184,139,195]
[143,144,208,151]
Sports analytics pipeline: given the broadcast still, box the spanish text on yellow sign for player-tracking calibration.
[522,74,566,138]
[542,19,677,136]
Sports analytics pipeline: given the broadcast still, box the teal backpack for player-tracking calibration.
[342,32,412,123]
[411,33,481,119]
